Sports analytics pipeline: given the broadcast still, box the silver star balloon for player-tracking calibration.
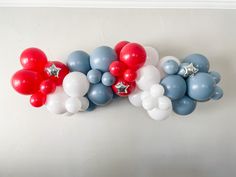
[45,64,61,78]
[115,82,129,94]
[178,63,198,78]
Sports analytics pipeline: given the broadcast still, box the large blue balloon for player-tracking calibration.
[187,72,216,101]
[67,50,91,74]
[87,83,113,106]
[90,46,117,72]
[161,75,187,100]
[172,96,197,115]
[184,54,209,73]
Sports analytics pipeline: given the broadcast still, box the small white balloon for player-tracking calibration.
[142,97,157,111]
[140,91,151,101]
[65,97,82,114]
[136,65,161,91]
[158,96,172,110]
[46,87,68,114]
[63,72,89,97]
[147,107,172,121]
[144,46,159,66]
[128,88,142,107]
[150,84,165,98]
[158,56,180,78]
[79,97,89,111]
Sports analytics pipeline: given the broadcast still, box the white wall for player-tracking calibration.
[0,8,236,177]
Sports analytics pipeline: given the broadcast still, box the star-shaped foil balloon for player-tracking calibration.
[115,82,129,94]
[45,64,61,78]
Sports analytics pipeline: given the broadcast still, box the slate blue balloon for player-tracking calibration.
[86,99,97,111]
[187,72,216,101]
[172,96,197,115]
[67,50,91,74]
[90,46,117,72]
[87,83,113,106]
[184,54,209,73]
[211,86,223,100]
[161,75,187,100]
[102,72,116,86]
[87,69,102,84]
[209,71,221,84]
[163,60,179,75]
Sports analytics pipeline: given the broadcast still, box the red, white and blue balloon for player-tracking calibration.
[11,42,223,119]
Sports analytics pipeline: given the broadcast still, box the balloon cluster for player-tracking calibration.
[11,42,223,119]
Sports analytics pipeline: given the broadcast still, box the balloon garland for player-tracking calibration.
[11,41,223,120]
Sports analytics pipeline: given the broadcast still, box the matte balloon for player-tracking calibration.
[120,43,146,70]
[158,56,180,78]
[211,86,223,100]
[45,87,68,114]
[87,83,113,106]
[114,41,129,58]
[65,97,81,113]
[87,69,102,84]
[157,96,172,110]
[136,65,161,91]
[163,60,179,75]
[40,79,56,95]
[67,50,91,74]
[150,84,165,98]
[209,71,221,84]
[142,96,157,111]
[20,48,48,72]
[78,97,89,111]
[11,69,42,95]
[184,54,209,73]
[90,46,117,72]
[63,72,89,97]
[86,99,97,111]
[144,46,159,66]
[187,72,216,101]
[172,96,197,115]
[128,88,142,107]
[101,72,116,86]
[161,75,186,100]
[30,92,46,107]
[147,107,172,121]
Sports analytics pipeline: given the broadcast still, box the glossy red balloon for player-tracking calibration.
[114,41,129,58]
[30,92,46,107]
[20,48,48,72]
[109,61,126,77]
[112,78,136,97]
[11,69,42,95]
[120,43,146,70]
[44,61,69,86]
[40,79,56,95]
[123,69,137,82]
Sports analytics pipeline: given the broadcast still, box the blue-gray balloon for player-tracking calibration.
[87,83,113,106]
[67,50,91,74]
[90,46,117,72]
[184,54,209,73]
[172,96,197,115]
[211,86,223,100]
[87,69,102,84]
[161,75,187,100]
[187,72,216,101]
[86,99,97,111]
[209,71,221,84]
[163,60,179,75]
[101,72,116,86]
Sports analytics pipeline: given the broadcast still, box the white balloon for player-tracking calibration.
[79,97,89,111]
[128,88,142,107]
[158,56,180,78]
[142,97,157,111]
[144,46,159,66]
[158,96,172,110]
[150,84,165,98]
[46,87,68,114]
[136,65,161,91]
[63,72,89,97]
[140,91,151,101]
[65,97,82,114]
[147,107,172,121]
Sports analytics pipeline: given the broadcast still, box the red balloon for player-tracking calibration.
[11,69,42,95]
[109,61,126,77]
[112,78,136,97]
[120,43,146,70]
[44,61,69,86]
[20,48,48,72]
[30,92,46,107]
[114,41,129,58]
[40,79,56,95]
[123,69,137,82]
